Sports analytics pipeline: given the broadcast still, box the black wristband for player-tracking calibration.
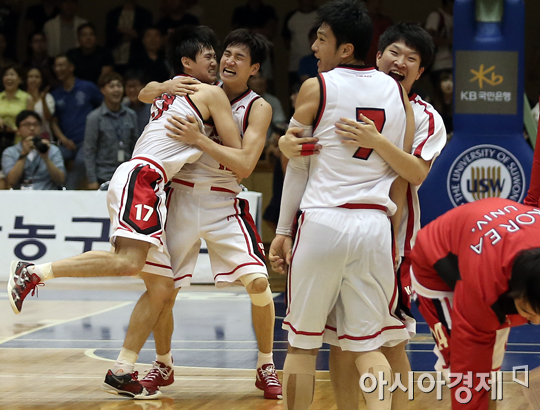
[18,154,28,160]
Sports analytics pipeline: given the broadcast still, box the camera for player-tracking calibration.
[33,136,49,154]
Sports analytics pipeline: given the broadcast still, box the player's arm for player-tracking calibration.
[450,282,501,410]
[269,79,319,273]
[166,99,271,179]
[338,86,428,185]
[138,77,201,104]
[525,100,540,206]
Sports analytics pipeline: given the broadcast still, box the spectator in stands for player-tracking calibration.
[24,0,59,41]
[43,0,87,57]
[157,0,199,36]
[122,69,150,135]
[0,0,21,60]
[363,0,393,66]
[50,54,102,189]
[183,0,205,23]
[67,23,115,84]
[2,110,65,190]
[248,70,286,141]
[105,0,152,74]
[23,32,59,89]
[26,67,55,141]
[297,26,318,83]
[232,0,278,40]
[425,0,454,89]
[432,69,454,138]
[128,26,171,83]
[0,65,32,143]
[84,72,138,190]
[282,0,318,90]
[0,32,14,74]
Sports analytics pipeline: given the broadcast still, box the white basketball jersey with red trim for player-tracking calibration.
[174,87,261,192]
[300,66,407,215]
[397,93,447,256]
[132,76,204,181]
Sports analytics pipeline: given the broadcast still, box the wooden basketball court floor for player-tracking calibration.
[0,278,538,409]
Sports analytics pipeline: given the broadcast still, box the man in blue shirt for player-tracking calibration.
[84,72,138,189]
[50,54,102,189]
[2,110,65,190]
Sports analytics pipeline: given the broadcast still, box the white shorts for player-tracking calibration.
[144,181,268,288]
[283,207,410,351]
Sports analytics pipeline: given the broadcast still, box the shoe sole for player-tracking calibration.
[7,261,20,314]
[255,380,283,400]
[101,382,163,400]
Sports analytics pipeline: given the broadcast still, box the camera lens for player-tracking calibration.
[33,136,49,154]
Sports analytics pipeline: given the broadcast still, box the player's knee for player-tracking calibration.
[246,278,273,307]
[247,277,268,293]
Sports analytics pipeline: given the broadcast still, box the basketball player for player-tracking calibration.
[410,197,540,410]
[135,29,282,399]
[278,23,446,410]
[524,96,540,207]
[268,1,415,409]
[7,26,242,399]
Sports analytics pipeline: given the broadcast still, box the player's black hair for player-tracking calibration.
[16,110,42,128]
[378,22,435,69]
[222,29,271,67]
[508,248,540,314]
[315,0,372,61]
[167,25,218,74]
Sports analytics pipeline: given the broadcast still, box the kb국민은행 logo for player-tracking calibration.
[447,144,525,207]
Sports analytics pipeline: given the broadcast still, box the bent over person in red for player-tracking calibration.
[410,197,540,409]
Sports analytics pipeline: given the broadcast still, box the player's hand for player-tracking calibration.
[163,77,200,97]
[278,127,321,159]
[165,115,204,146]
[269,234,293,275]
[336,115,383,149]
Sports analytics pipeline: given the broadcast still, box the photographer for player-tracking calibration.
[1,110,65,189]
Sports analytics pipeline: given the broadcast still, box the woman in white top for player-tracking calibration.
[26,66,55,141]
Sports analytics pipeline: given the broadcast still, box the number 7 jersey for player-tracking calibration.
[300,65,407,215]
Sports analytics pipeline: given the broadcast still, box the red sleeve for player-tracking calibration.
[524,96,540,206]
[450,282,497,409]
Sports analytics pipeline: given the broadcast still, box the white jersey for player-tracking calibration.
[132,77,204,181]
[300,66,407,215]
[174,87,261,193]
[397,93,447,257]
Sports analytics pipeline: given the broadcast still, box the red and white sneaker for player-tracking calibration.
[7,261,43,314]
[140,361,174,390]
[102,369,162,399]
[255,363,283,399]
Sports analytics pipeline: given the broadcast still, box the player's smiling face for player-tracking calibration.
[220,44,259,86]
[376,41,423,93]
[312,23,344,73]
[189,47,218,84]
[515,298,540,325]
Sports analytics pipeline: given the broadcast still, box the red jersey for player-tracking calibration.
[411,198,540,409]
[524,96,540,206]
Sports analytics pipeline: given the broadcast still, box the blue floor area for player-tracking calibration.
[3,288,540,372]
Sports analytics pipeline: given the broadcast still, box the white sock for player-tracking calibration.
[156,351,173,368]
[257,351,274,369]
[28,263,54,281]
[112,348,138,376]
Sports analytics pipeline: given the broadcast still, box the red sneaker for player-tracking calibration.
[7,261,43,314]
[140,361,174,390]
[102,370,162,399]
[255,363,283,399]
